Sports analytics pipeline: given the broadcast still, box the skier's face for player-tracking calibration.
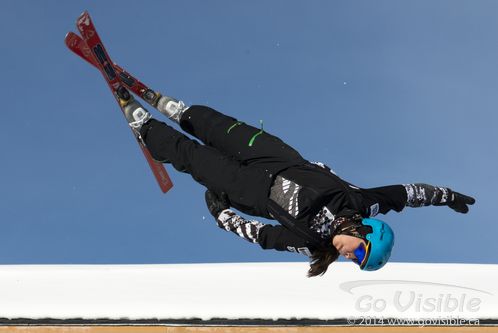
[332,234,366,261]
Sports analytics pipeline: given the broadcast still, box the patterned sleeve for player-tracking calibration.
[215,209,315,257]
[216,209,266,244]
[403,184,452,207]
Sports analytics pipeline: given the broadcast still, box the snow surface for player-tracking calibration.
[0,262,496,321]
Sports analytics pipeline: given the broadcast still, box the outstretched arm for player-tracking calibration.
[403,184,475,214]
[205,190,314,256]
[360,183,475,218]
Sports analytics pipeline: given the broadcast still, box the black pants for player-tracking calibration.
[140,105,306,218]
[141,105,407,219]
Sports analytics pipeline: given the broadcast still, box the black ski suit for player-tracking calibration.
[140,105,413,255]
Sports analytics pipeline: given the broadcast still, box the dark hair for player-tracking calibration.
[307,246,340,277]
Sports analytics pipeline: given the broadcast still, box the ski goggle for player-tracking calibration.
[353,241,371,268]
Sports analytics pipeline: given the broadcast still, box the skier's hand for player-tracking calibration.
[205,190,230,218]
[447,191,476,214]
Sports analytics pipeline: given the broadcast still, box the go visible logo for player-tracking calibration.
[340,280,492,314]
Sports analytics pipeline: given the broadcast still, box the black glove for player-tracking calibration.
[447,191,476,214]
[205,190,230,218]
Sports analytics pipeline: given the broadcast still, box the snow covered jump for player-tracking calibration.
[65,12,475,278]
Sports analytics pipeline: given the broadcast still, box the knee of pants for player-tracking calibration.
[180,105,238,138]
[142,119,196,164]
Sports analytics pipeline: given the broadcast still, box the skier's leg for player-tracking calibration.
[140,118,273,218]
[180,105,306,174]
[155,97,305,174]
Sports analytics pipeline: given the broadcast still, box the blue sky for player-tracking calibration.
[0,0,496,266]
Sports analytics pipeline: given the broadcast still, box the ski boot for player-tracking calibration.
[156,95,188,124]
[123,99,151,136]
[116,85,152,133]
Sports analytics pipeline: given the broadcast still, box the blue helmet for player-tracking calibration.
[356,218,395,271]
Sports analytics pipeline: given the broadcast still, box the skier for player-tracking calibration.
[123,95,475,277]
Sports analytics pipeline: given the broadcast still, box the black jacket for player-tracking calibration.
[216,162,407,256]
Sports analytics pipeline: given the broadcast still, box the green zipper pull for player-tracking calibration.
[248,119,264,147]
[227,121,243,134]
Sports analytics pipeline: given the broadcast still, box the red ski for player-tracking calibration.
[69,11,172,193]
[64,32,163,108]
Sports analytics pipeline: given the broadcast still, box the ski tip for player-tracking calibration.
[64,31,77,47]
[76,10,91,27]
[64,31,85,49]
[65,31,77,39]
